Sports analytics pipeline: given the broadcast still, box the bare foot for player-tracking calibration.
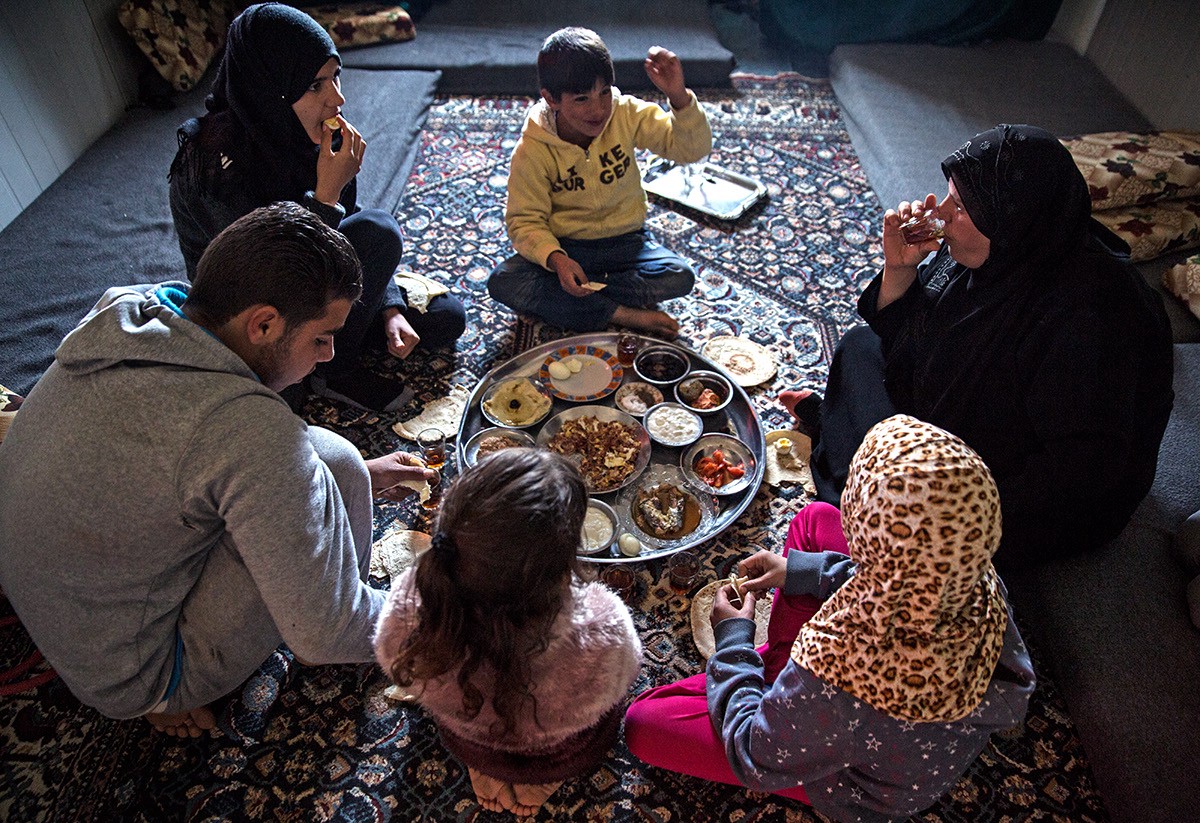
[469,767,515,813]
[145,705,216,738]
[611,306,679,339]
[778,389,822,441]
[512,780,562,818]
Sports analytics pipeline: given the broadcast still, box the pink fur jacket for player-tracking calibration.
[373,569,642,754]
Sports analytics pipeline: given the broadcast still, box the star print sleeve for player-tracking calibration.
[708,619,857,791]
[782,550,857,599]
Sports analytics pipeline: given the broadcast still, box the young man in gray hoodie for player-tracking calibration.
[0,203,433,737]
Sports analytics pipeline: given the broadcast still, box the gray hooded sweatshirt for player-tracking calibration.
[0,284,384,718]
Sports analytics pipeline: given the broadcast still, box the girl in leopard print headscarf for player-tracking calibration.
[626,415,1036,823]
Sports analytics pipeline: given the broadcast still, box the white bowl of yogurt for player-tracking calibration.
[643,402,704,448]
[580,499,620,555]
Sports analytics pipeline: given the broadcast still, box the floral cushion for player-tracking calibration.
[1162,252,1200,323]
[1092,197,1200,263]
[0,384,23,444]
[1063,131,1200,211]
[117,0,236,92]
[302,3,415,49]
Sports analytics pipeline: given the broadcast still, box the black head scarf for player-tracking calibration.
[940,124,1093,287]
[177,3,339,202]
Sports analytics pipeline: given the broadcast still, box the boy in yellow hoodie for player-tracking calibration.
[487,27,712,338]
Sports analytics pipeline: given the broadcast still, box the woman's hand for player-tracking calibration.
[737,549,787,593]
[383,308,420,359]
[877,193,939,310]
[644,47,690,110]
[366,451,437,502]
[548,251,593,298]
[315,116,365,206]
[882,193,942,268]
[710,584,758,631]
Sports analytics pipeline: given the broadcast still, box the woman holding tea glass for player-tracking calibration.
[780,124,1174,570]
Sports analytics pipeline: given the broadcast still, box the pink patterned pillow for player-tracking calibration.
[1092,197,1200,263]
[302,3,415,49]
[1162,252,1200,323]
[118,0,236,91]
[1063,131,1200,211]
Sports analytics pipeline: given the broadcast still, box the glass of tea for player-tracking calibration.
[421,472,443,511]
[899,211,946,245]
[666,550,701,593]
[617,332,639,367]
[417,427,446,470]
[601,566,637,605]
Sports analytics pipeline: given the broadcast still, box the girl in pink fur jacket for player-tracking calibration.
[374,449,642,817]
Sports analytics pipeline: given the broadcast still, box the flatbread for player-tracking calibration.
[392,385,469,441]
[369,528,432,581]
[393,271,450,314]
[580,281,608,291]
[700,336,777,387]
[691,578,772,659]
[763,429,816,494]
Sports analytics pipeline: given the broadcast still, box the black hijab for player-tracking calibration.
[175,3,339,203]
[940,124,1094,289]
[889,124,1127,426]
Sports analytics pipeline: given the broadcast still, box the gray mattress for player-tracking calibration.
[342,0,735,94]
[829,40,1200,344]
[0,69,440,396]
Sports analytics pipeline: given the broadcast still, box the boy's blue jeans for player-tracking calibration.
[487,230,695,331]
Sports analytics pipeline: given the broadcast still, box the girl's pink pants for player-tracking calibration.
[624,502,851,804]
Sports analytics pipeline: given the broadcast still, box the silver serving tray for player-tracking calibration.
[458,333,767,564]
[642,158,767,221]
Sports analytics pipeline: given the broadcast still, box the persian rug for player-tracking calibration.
[0,75,1108,822]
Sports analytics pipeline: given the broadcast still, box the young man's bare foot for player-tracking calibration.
[611,306,679,339]
[511,780,562,818]
[145,705,216,738]
[468,767,515,813]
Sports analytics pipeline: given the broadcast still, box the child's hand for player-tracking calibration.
[710,584,758,630]
[644,47,689,110]
[548,251,594,298]
[738,550,787,593]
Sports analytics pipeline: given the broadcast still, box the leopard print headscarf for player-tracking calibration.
[793,415,1007,722]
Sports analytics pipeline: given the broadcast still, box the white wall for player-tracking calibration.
[0,0,138,232]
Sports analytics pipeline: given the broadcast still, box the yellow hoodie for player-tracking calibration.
[505,89,712,269]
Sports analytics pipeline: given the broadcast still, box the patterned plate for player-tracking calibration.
[538,344,623,402]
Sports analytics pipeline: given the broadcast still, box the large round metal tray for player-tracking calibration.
[457,333,767,563]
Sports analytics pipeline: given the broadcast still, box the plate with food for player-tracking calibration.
[462,427,537,467]
[580,499,620,556]
[682,434,756,496]
[616,464,717,550]
[538,345,623,402]
[613,381,664,417]
[537,406,652,494]
[480,377,554,428]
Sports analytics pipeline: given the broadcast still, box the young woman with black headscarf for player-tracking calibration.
[169,3,466,410]
[782,124,1174,570]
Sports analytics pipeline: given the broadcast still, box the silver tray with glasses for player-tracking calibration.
[457,333,767,563]
[642,157,768,221]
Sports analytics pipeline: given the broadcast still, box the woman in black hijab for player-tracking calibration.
[786,124,1174,570]
[169,3,466,410]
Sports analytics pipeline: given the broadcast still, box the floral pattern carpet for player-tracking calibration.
[0,75,1108,822]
